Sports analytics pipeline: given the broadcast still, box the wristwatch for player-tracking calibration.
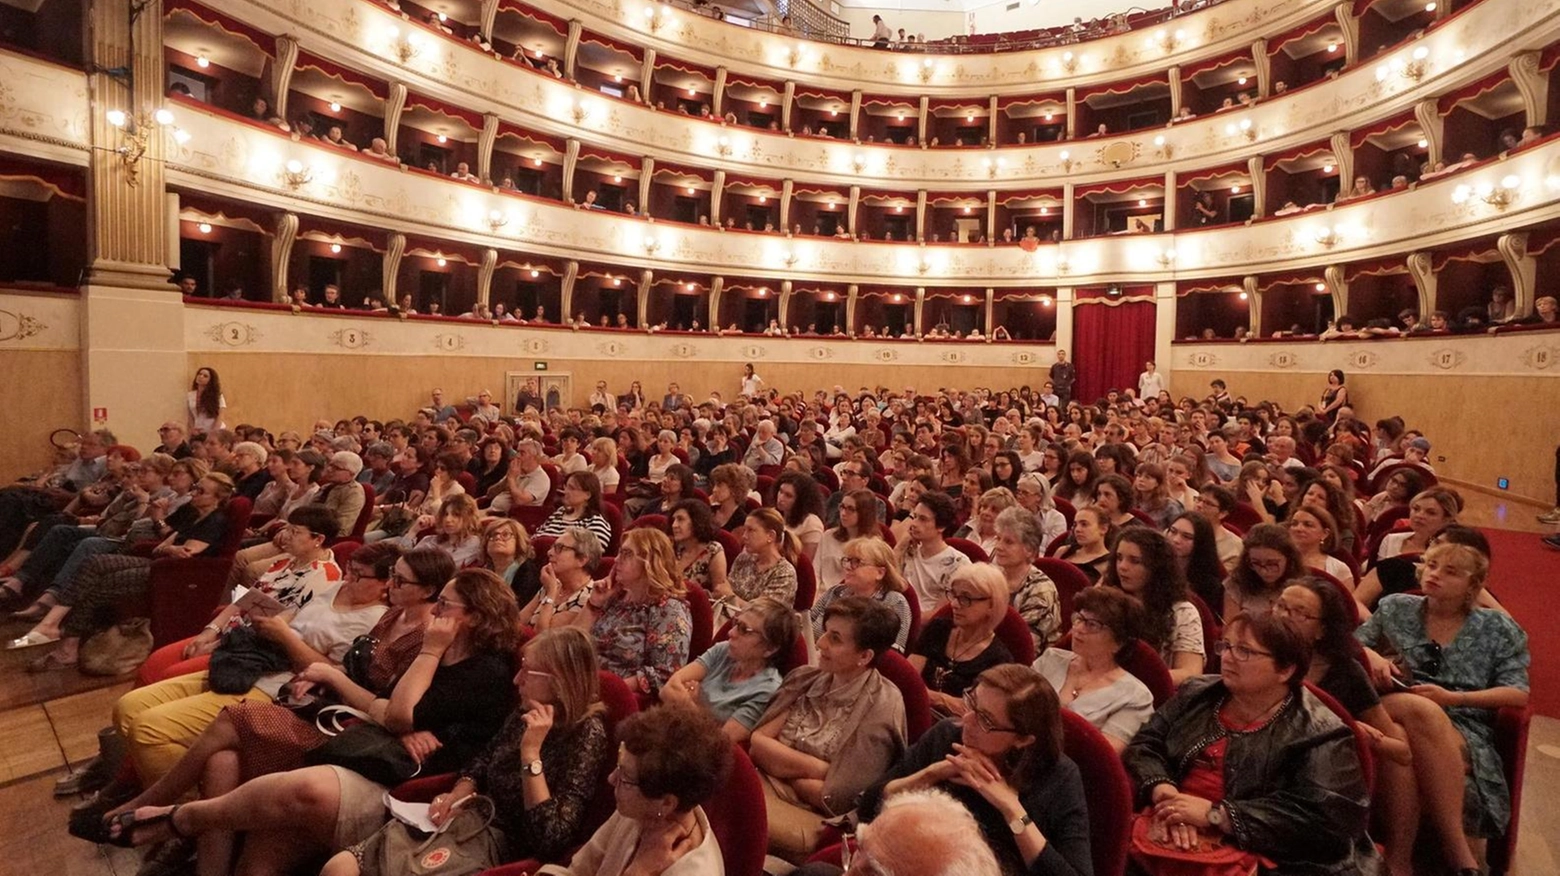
[1007,813,1033,835]
[1207,802,1227,832]
[525,759,544,777]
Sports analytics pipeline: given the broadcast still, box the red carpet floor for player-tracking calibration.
[1481,528,1557,718]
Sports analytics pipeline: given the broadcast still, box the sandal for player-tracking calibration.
[105,804,185,848]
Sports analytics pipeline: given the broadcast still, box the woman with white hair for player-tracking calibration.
[1014,473,1067,553]
[910,564,1013,716]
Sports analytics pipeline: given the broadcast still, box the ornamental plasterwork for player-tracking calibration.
[0,53,90,147]
[206,321,261,346]
[434,333,468,352]
[328,326,372,349]
[1519,344,1559,370]
[669,342,700,358]
[1009,350,1038,365]
[739,344,767,359]
[808,346,835,360]
[1268,351,1299,369]
[1185,351,1220,368]
[520,338,551,355]
[1347,350,1380,370]
[596,339,627,356]
[0,309,46,343]
[874,348,899,362]
[1427,348,1466,370]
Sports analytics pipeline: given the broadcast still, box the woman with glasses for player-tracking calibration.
[663,597,796,743]
[106,569,521,876]
[715,508,799,624]
[855,664,1093,876]
[534,471,613,547]
[809,537,913,653]
[1034,587,1154,752]
[1124,612,1377,874]
[574,528,691,697]
[1363,467,1425,525]
[1354,543,1530,876]
[1013,473,1067,554]
[953,487,1018,558]
[1102,528,1205,685]
[991,507,1061,650]
[1285,505,1355,585]
[668,499,728,594]
[911,564,1013,716]
[321,626,611,876]
[1224,522,1306,620]
[544,703,730,875]
[814,488,882,592]
[520,527,603,631]
[97,544,439,861]
[482,517,540,603]
[989,450,1022,492]
[752,596,906,863]
[639,463,697,520]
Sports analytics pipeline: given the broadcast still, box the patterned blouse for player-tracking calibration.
[462,711,610,861]
[1010,565,1062,648]
[675,540,723,590]
[719,553,798,622]
[591,594,692,694]
[534,509,613,548]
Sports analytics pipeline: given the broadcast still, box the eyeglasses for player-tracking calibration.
[548,541,579,556]
[488,530,516,541]
[1070,612,1106,634]
[730,619,766,640]
[1247,558,1286,572]
[1213,640,1274,662]
[1416,641,1444,676]
[948,591,991,609]
[961,687,1019,733]
[842,557,878,571]
[435,596,468,612]
[1271,600,1320,623]
[840,503,858,513]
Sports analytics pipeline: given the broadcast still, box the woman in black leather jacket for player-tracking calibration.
[1123,611,1380,875]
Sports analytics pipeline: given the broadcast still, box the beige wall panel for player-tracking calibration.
[0,351,82,482]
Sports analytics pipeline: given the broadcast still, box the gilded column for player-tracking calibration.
[778,179,793,230]
[1509,52,1548,128]
[562,139,580,202]
[778,280,793,326]
[478,113,499,183]
[564,20,582,80]
[478,0,498,40]
[640,49,656,104]
[1243,276,1262,337]
[1405,251,1435,320]
[384,82,407,154]
[711,170,726,226]
[781,81,795,131]
[847,185,861,235]
[1334,3,1360,68]
[913,287,926,336]
[1246,155,1266,218]
[1323,265,1348,319]
[1329,132,1353,191]
[382,233,406,303]
[713,68,728,116]
[1414,99,1443,169]
[636,269,652,328]
[270,212,298,303]
[983,289,994,337]
[1162,170,1177,232]
[1251,40,1270,98]
[845,284,858,334]
[849,90,862,139]
[987,96,998,144]
[639,157,655,217]
[985,190,996,244]
[272,36,300,118]
[917,96,929,143]
[708,276,724,328]
[1061,182,1075,239]
[561,260,579,321]
[1064,88,1076,140]
[478,248,497,307]
[1498,232,1536,316]
[1168,66,1182,117]
[1153,281,1176,382]
[1054,286,1075,351]
[915,190,927,241]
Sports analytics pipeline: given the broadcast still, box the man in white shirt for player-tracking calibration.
[870,15,892,48]
[899,492,971,612]
[490,439,551,513]
[1137,360,1166,401]
[450,162,480,184]
[1265,435,1305,470]
[588,381,615,411]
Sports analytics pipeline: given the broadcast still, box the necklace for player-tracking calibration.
[947,627,992,662]
[1066,661,1114,699]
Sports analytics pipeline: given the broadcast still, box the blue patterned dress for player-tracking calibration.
[1355,594,1530,836]
[590,594,691,695]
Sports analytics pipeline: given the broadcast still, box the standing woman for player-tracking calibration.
[1101,527,1205,684]
[1319,368,1350,424]
[773,471,825,561]
[1356,543,1530,876]
[187,367,227,434]
[668,499,729,595]
[910,564,1013,716]
[716,508,799,623]
[814,488,882,592]
[740,363,765,399]
[573,528,692,697]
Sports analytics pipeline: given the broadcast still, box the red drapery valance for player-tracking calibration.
[1180,51,1248,80]
[1268,16,1336,53]
[164,0,275,56]
[653,59,713,80]
[0,160,86,200]
[1263,141,1334,170]
[404,93,484,130]
[1431,248,1500,271]
[1177,163,1248,186]
[1075,179,1161,198]
[1350,116,1415,149]
[1344,258,1408,281]
[495,0,567,32]
[295,51,388,101]
[1073,298,1156,401]
[1438,70,1514,115]
[1078,73,1168,100]
[996,94,1064,110]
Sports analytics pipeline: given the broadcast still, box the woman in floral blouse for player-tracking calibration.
[715,508,798,624]
[573,528,691,696]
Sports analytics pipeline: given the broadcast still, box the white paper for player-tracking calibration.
[382,793,439,833]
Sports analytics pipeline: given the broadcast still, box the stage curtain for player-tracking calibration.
[1072,299,1157,402]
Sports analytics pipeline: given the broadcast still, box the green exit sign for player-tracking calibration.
[533,362,548,371]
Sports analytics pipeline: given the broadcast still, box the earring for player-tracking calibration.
[656,807,664,819]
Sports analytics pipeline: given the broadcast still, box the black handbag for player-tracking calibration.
[277,634,380,721]
[304,706,423,786]
[207,625,291,694]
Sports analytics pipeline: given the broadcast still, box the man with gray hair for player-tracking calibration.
[491,439,550,514]
[742,419,785,469]
[796,788,1000,876]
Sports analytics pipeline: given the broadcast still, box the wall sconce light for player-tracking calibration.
[436,134,448,144]
[105,107,184,187]
[533,157,544,167]
[758,195,767,203]
[197,222,212,234]
[917,260,931,275]
[1223,118,1256,141]
[329,100,341,113]
[1058,149,1074,171]
[852,154,867,173]
[1416,138,1428,149]
[1039,206,1050,215]
[612,174,623,184]
[1041,295,1054,307]
[386,28,424,64]
[1059,51,1076,74]
[643,5,670,34]
[1152,134,1172,159]
[686,282,696,291]
[1326,42,1338,53]
[1237,76,1248,85]
[1149,29,1183,51]
[1138,198,1148,207]
[1230,184,1241,193]
[195,53,210,69]
[686,186,695,195]
[1312,225,1339,248]
[530,268,541,278]
[1314,282,1327,291]
[330,243,342,254]
[1377,45,1430,83]
[1452,175,1521,208]
[282,158,313,188]
[1322,162,1334,174]
[1238,291,1249,301]
[487,209,509,231]
[717,136,732,158]
[643,237,661,255]
[918,58,935,84]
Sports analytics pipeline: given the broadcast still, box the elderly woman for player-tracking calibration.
[663,597,797,743]
[716,507,800,623]
[320,626,612,876]
[814,487,882,592]
[1009,473,1064,552]
[483,517,541,602]
[586,437,621,495]
[990,506,1060,649]
[954,487,1018,557]
[645,429,681,484]
[106,569,520,873]
[97,544,439,867]
[911,564,1013,715]
[1102,528,1205,684]
[752,596,906,863]
[708,463,753,533]
[534,471,613,547]
[574,528,691,697]
[1036,586,1154,753]
[1124,612,1377,873]
[774,471,825,561]
[519,527,603,631]
[668,498,728,593]
[858,664,1093,876]
[1356,543,1530,876]
[539,703,730,876]
[808,537,912,653]
[1225,522,1308,619]
[10,472,237,666]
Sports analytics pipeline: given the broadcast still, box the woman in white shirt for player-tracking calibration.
[1033,586,1154,752]
[645,430,681,484]
[773,472,825,562]
[822,413,857,461]
[587,437,621,494]
[739,363,764,399]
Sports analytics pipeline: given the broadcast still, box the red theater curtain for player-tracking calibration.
[1072,300,1157,402]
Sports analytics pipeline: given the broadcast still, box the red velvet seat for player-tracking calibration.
[1490,706,1532,876]
[330,541,362,566]
[755,474,776,504]
[683,582,714,661]
[341,483,374,543]
[815,467,840,492]
[144,497,253,646]
[872,649,934,743]
[713,528,742,566]
[455,471,478,495]
[1309,569,1361,626]
[1060,709,1134,876]
[1183,592,1221,671]
[1226,501,1263,535]
[1118,639,1177,708]
[707,744,768,876]
[792,552,816,610]
[1367,461,1438,495]
[600,502,623,555]
[901,585,923,652]
[876,522,896,546]
[1364,506,1412,567]
[944,536,989,563]
[626,513,667,532]
[1035,557,1091,625]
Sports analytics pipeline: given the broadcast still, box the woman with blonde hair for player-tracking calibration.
[716,507,799,623]
[953,487,1017,557]
[809,537,912,652]
[910,564,1013,715]
[1375,487,1462,562]
[481,516,540,600]
[408,493,483,567]
[574,528,691,696]
[586,437,620,494]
